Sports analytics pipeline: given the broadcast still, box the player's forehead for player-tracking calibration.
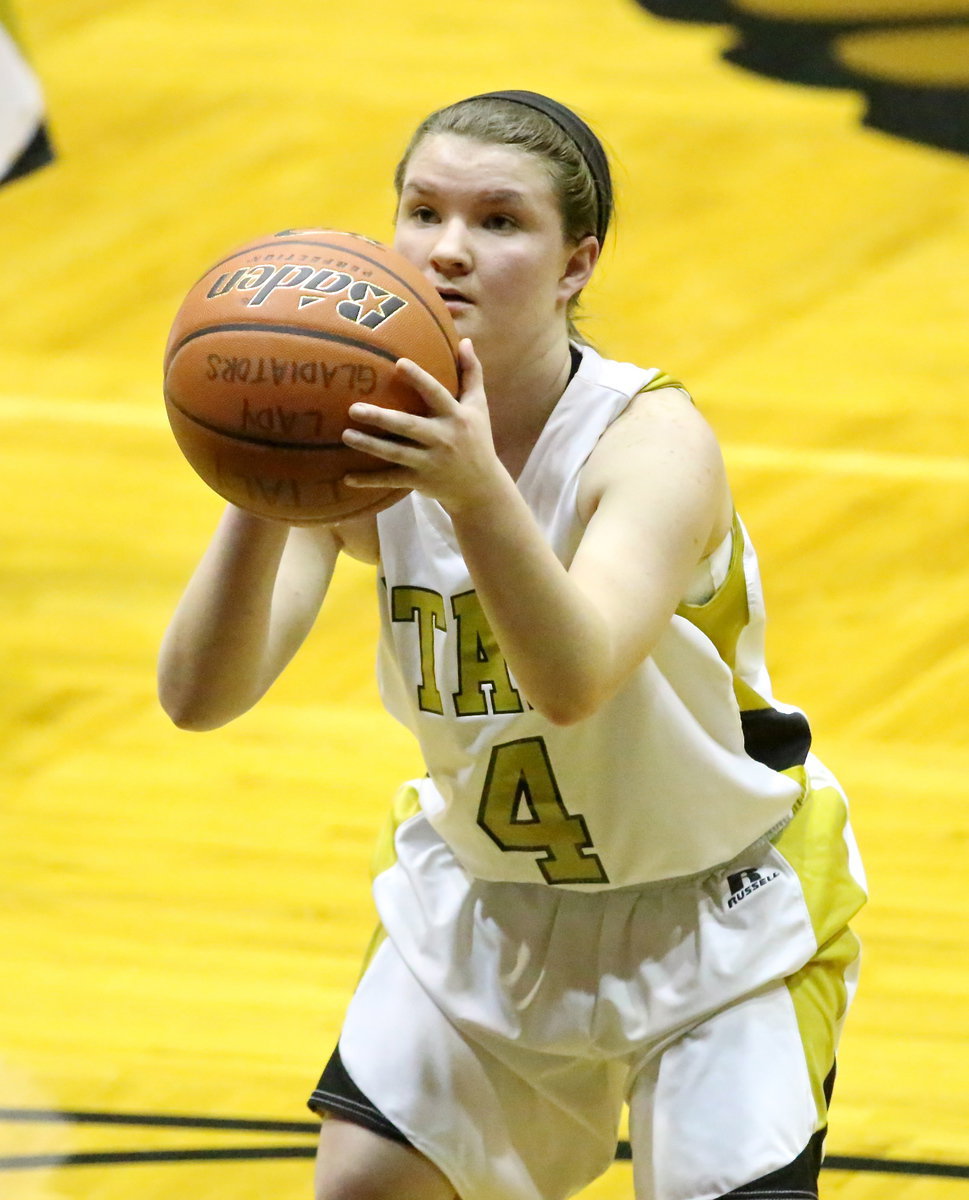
[400,133,557,208]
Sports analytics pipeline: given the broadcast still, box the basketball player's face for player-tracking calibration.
[394,134,582,363]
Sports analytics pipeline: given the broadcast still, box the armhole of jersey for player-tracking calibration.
[637,372,688,396]
[682,521,734,606]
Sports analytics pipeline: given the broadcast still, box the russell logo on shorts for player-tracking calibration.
[726,867,780,908]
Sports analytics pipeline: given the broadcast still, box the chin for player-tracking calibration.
[448,307,475,332]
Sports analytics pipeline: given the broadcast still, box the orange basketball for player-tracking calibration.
[163,228,460,523]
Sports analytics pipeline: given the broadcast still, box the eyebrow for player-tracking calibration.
[402,180,529,206]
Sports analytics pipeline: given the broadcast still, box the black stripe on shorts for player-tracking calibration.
[307,1043,410,1146]
[725,1119,828,1198]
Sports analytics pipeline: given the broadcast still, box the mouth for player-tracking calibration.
[436,286,473,308]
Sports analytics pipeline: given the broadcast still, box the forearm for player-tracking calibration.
[449,473,613,725]
[158,507,332,729]
[339,353,718,725]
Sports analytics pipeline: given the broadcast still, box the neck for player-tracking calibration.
[482,332,575,477]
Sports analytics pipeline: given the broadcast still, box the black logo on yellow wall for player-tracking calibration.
[635,1,969,156]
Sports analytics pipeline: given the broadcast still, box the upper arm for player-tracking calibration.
[571,388,731,676]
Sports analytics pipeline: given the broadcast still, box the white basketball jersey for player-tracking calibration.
[375,345,809,889]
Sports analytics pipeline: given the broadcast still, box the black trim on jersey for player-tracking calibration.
[740,706,812,772]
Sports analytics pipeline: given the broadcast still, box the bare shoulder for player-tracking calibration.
[577,386,732,551]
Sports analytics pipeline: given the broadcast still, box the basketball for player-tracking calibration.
[163,228,460,523]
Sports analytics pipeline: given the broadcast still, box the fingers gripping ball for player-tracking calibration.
[163,229,460,523]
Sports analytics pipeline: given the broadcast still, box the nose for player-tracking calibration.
[429,218,471,275]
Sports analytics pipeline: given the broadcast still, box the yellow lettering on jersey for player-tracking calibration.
[451,591,524,717]
[391,586,446,715]
[478,737,608,885]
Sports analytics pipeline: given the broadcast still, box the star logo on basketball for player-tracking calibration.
[206,262,409,330]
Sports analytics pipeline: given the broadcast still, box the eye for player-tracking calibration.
[410,205,439,225]
[483,213,518,232]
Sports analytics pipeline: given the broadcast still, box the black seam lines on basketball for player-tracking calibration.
[190,237,457,353]
[170,322,401,364]
[164,388,348,451]
[167,323,412,449]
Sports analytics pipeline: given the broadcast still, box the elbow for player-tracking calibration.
[528,658,630,726]
[157,675,240,732]
[541,701,597,727]
[158,691,225,732]
[531,684,604,727]
[157,644,257,731]
[164,708,227,733]
[541,707,586,728]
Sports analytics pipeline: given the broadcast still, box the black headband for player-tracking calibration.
[461,90,612,245]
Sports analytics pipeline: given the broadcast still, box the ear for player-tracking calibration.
[558,235,600,304]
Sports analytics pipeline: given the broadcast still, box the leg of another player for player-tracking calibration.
[314,1116,458,1200]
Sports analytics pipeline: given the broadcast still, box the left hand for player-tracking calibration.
[341,338,506,514]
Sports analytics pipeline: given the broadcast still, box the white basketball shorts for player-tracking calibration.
[309,754,866,1200]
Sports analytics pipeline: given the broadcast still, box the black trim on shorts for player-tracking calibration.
[307,1044,410,1146]
[1,123,55,185]
[724,1128,825,1199]
[308,1049,839,1195]
[724,1065,836,1199]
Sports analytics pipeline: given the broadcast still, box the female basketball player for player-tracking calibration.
[159,92,866,1200]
